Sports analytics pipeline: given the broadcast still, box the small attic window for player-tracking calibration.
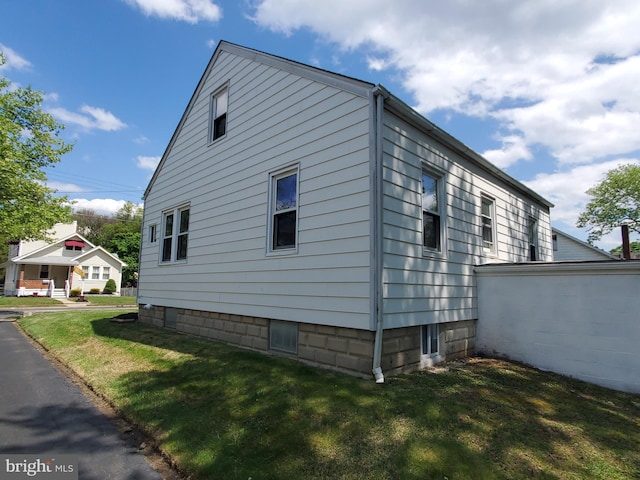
[209,86,228,143]
[65,240,85,251]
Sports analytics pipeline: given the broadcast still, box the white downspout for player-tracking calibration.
[372,86,388,383]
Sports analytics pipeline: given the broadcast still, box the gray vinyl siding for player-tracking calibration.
[381,111,552,329]
[140,50,372,329]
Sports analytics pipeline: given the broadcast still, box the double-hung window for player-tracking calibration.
[92,266,100,280]
[209,86,228,143]
[161,205,190,263]
[421,169,444,253]
[269,167,298,252]
[481,195,496,254]
[102,267,110,280]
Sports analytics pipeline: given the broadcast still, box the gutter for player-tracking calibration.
[371,85,389,383]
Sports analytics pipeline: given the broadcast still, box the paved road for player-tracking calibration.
[0,320,164,479]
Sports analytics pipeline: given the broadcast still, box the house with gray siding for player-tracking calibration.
[138,41,553,381]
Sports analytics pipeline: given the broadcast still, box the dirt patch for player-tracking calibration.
[110,312,139,323]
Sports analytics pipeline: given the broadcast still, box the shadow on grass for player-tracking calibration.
[90,318,640,480]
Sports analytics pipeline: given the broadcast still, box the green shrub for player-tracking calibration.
[103,279,117,295]
[89,288,101,294]
[69,289,81,297]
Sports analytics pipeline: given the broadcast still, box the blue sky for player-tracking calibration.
[2,0,639,250]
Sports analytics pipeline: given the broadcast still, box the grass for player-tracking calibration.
[0,296,136,307]
[18,311,640,480]
[0,296,63,306]
[80,295,137,306]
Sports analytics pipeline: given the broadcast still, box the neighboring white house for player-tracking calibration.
[137,41,553,381]
[552,228,618,261]
[4,221,126,298]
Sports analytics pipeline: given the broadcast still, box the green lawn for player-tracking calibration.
[81,295,137,306]
[18,311,640,480]
[0,296,63,307]
[0,296,136,307]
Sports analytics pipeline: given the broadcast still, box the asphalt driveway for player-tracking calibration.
[0,320,167,479]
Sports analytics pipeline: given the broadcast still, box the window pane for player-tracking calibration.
[482,217,493,244]
[275,174,297,211]
[422,173,438,212]
[430,325,439,354]
[102,267,110,280]
[177,234,188,260]
[149,225,156,243]
[162,238,172,262]
[270,321,298,353]
[179,209,190,233]
[273,211,296,249]
[481,199,491,217]
[92,266,100,280]
[216,89,228,116]
[213,113,226,139]
[423,212,440,250]
[164,214,173,237]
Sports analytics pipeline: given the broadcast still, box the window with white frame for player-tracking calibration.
[528,216,538,261]
[81,266,89,278]
[270,321,298,354]
[102,267,110,280]
[481,195,496,253]
[269,168,298,251]
[149,224,157,244]
[92,266,100,280]
[209,86,228,143]
[421,168,443,252]
[421,324,439,356]
[161,206,190,263]
[39,265,49,279]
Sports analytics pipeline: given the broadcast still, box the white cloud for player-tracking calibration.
[136,155,161,171]
[71,198,141,216]
[523,158,640,226]
[124,0,222,23]
[49,104,127,132]
[482,135,533,169]
[133,135,149,144]
[207,38,217,49]
[0,44,31,71]
[250,0,640,166]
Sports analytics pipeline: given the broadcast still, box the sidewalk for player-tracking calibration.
[0,321,165,479]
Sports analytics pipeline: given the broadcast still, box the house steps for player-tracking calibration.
[51,288,67,299]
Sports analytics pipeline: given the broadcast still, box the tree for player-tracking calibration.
[0,53,74,241]
[74,208,115,244]
[610,241,640,256]
[577,163,640,243]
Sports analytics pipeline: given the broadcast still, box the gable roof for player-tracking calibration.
[144,40,553,209]
[552,227,618,260]
[12,233,95,262]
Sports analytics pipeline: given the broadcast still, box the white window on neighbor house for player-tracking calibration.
[269,167,299,252]
[421,168,445,253]
[528,216,538,261]
[161,205,190,263]
[481,195,496,254]
[149,224,157,244]
[102,267,110,280]
[270,320,298,354]
[92,266,100,280]
[209,85,228,143]
[421,324,439,356]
